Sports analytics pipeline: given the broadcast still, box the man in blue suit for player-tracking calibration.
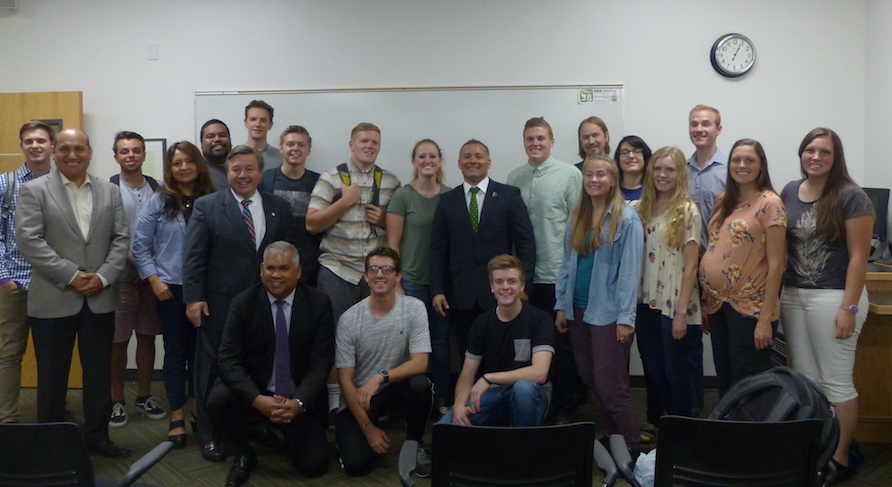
[183,145,294,462]
[430,139,536,358]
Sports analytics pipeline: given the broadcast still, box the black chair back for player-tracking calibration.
[655,416,823,487]
[431,422,596,487]
[0,422,95,487]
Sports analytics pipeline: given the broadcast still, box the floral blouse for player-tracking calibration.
[640,202,702,324]
[699,190,786,319]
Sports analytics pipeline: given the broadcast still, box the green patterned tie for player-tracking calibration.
[469,187,480,232]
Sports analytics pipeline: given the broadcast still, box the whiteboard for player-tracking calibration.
[195,85,624,187]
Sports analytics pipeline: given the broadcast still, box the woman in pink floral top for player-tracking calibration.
[635,147,702,435]
[699,139,787,396]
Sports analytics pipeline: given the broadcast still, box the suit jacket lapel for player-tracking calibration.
[451,187,475,236]
[46,173,85,240]
[478,183,498,231]
[86,175,104,242]
[259,193,279,250]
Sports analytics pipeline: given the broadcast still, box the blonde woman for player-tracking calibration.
[555,154,643,451]
[634,147,701,440]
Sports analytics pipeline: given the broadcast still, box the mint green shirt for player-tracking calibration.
[507,156,581,284]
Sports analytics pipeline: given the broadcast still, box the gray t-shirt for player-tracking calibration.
[258,144,283,171]
[335,294,431,406]
[386,184,450,284]
[781,179,874,289]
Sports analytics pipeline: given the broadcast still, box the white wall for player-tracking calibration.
[0,0,867,185]
[0,0,873,373]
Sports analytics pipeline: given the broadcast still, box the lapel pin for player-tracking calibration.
[492,191,498,197]
[271,212,276,217]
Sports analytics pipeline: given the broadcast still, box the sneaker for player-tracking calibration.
[135,395,167,420]
[109,401,128,428]
[415,445,432,478]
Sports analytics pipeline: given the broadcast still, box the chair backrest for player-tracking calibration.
[654,416,823,487]
[431,422,596,487]
[0,422,96,487]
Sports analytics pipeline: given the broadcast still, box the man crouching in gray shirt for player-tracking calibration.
[334,246,433,477]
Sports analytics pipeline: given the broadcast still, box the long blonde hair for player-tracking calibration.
[569,155,627,255]
[637,147,695,249]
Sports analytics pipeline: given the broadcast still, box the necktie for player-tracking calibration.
[241,199,255,244]
[274,300,292,397]
[469,187,480,232]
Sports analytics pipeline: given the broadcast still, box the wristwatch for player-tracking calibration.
[378,369,390,384]
[842,304,859,315]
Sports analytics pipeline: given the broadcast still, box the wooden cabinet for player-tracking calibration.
[855,264,892,442]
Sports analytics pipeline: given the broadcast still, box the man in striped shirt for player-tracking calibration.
[0,122,53,424]
[306,123,400,417]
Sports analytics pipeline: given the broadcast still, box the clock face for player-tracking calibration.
[711,34,756,77]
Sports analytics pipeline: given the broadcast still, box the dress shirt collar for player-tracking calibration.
[686,148,727,173]
[230,188,260,204]
[267,288,296,307]
[58,171,92,188]
[463,176,490,197]
[529,155,556,172]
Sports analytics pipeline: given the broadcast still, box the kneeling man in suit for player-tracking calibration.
[207,241,334,486]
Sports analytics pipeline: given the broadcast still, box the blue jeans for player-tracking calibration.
[635,304,699,420]
[155,285,195,412]
[401,279,451,404]
[438,381,548,427]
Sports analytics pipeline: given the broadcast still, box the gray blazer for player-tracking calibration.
[15,172,129,318]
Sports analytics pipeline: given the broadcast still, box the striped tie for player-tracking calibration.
[241,199,255,244]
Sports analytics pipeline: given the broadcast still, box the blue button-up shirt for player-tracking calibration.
[0,165,43,290]
[687,149,727,247]
[555,204,643,327]
[133,192,187,285]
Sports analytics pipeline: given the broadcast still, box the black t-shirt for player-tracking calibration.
[466,304,555,377]
[781,179,873,289]
[260,168,322,283]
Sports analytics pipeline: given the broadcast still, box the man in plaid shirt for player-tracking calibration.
[0,122,54,423]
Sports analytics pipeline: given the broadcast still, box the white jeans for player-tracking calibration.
[780,286,868,403]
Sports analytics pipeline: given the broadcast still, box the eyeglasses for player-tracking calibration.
[620,149,645,157]
[367,265,396,275]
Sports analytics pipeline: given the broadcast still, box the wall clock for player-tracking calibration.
[711,33,755,78]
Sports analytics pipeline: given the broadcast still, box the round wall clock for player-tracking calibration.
[711,33,756,78]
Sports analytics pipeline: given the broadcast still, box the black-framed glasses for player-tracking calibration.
[367,265,396,275]
[620,148,645,157]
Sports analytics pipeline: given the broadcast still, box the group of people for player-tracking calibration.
[0,99,872,485]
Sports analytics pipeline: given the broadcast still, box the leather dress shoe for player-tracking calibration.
[87,440,131,458]
[200,439,226,462]
[225,451,257,487]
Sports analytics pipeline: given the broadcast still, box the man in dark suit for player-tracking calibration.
[207,241,333,486]
[183,145,294,462]
[430,139,536,356]
[16,128,131,457]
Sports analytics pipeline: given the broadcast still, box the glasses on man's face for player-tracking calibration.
[620,148,645,157]
[367,265,396,275]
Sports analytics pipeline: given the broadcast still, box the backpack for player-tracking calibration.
[708,366,840,472]
[332,163,382,206]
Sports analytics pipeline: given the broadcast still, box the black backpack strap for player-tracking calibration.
[369,166,383,207]
[146,176,160,191]
[332,163,351,204]
[261,168,277,192]
[0,171,17,235]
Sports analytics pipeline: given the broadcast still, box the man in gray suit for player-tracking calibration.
[16,128,131,457]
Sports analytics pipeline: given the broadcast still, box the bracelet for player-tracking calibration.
[482,375,493,385]
[360,421,371,430]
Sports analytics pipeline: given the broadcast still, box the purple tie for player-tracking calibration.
[241,199,255,244]
[274,300,292,397]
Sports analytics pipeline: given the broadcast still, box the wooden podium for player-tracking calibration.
[854,264,892,442]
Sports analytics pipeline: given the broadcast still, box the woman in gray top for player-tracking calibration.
[779,128,873,483]
[386,139,451,412]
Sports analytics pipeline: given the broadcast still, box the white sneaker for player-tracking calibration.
[416,445,432,478]
[109,401,128,428]
[135,395,167,420]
